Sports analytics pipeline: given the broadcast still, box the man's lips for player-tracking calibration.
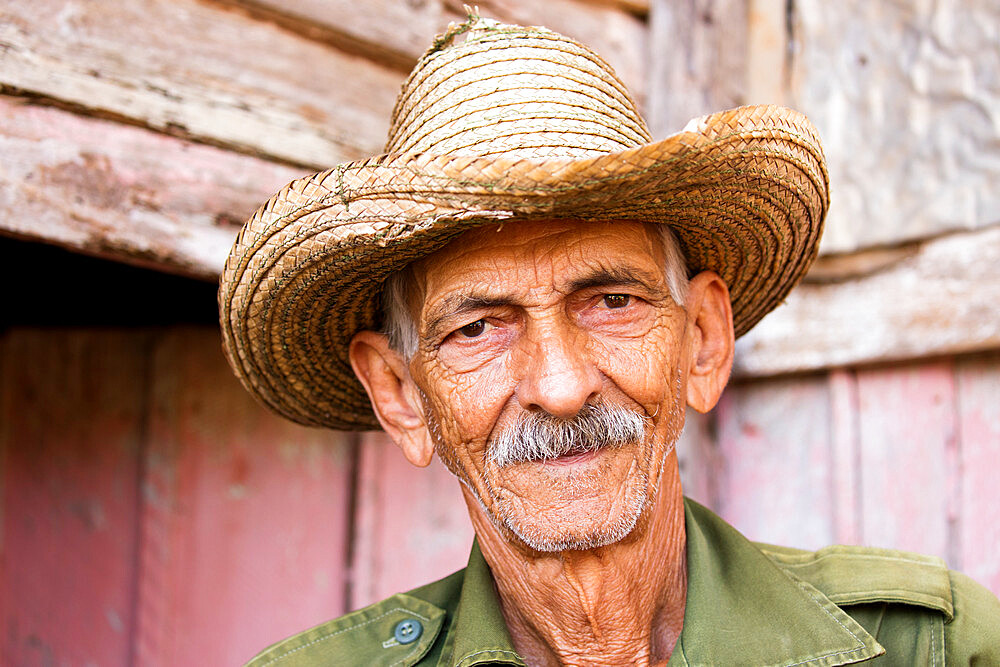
[541,448,601,466]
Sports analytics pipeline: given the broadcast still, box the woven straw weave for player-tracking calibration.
[219,16,829,431]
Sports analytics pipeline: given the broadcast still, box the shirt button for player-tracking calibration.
[394,619,423,645]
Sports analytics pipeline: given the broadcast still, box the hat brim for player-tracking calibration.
[220,105,829,430]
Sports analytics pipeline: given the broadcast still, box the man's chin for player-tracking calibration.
[498,495,648,552]
[476,445,651,551]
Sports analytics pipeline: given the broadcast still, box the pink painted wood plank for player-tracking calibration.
[712,374,836,550]
[955,352,1000,596]
[351,431,474,609]
[855,362,957,562]
[675,408,720,508]
[134,328,355,666]
[0,330,149,666]
[828,369,861,544]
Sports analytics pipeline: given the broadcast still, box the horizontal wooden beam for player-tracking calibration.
[0,0,401,168]
[0,97,300,279]
[7,93,997,371]
[735,225,1000,377]
[223,0,648,73]
[219,0,443,70]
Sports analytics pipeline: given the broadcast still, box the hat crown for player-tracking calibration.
[385,17,651,158]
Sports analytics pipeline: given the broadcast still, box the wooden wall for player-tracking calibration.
[2,0,999,664]
[0,329,355,665]
[3,328,998,665]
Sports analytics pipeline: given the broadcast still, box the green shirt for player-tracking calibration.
[247,499,1000,666]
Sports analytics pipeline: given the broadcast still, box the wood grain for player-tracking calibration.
[854,362,957,562]
[955,352,1000,592]
[0,330,150,666]
[736,225,1000,377]
[134,328,355,666]
[0,96,301,279]
[675,408,719,508]
[351,431,474,610]
[228,0,648,72]
[0,0,401,167]
[223,0,445,70]
[828,369,861,544]
[647,0,749,136]
[790,0,1000,254]
[712,374,836,550]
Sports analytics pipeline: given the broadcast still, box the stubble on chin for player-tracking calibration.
[420,393,683,553]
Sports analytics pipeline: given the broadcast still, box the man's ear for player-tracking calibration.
[683,271,735,414]
[348,331,434,467]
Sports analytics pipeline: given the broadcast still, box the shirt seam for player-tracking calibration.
[775,577,870,667]
[454,647,524,667]
[828,588,949,603]
[930,614,939,667]
[256,606,433,666]
[760,551,944,568]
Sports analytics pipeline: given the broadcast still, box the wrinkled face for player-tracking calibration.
[407,220,691,551]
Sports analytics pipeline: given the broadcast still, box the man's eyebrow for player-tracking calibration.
[424,293,516,339]
[567,267,662,293]
[422,267,664,339]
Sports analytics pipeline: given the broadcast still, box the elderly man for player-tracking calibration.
[220,15,999,666]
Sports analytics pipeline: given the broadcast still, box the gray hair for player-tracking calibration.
[381,224,689,359]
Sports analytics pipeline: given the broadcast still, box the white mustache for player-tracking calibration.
[488,402,649,468]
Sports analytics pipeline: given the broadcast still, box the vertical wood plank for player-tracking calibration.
[0,329,149,666]
[647,0,749,136]
[746,0,788,104]
[134,327,355,666]
[955,352,1000,595]
[351,432,474,610]
[676,409,720,509]
[828,369,861,544]
[855,362,957,562]
[712,374,836,549]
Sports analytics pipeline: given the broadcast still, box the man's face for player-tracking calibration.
[406,220,691,551]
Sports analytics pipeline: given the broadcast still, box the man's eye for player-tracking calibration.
[603,294,630,309]
[458,320,487,338]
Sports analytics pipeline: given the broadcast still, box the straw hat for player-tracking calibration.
[219,15,829,430]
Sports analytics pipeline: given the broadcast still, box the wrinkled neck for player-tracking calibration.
[466,454,687,666]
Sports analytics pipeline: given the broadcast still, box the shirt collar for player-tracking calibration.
[441,498,884,666]
[439,540,525,667]
[668,499,884,666]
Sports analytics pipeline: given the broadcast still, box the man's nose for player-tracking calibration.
[514,322,602,418]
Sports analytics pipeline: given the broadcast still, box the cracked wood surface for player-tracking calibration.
[0,97,302,279]
[735,224,1000,377]
[0,0,402,167]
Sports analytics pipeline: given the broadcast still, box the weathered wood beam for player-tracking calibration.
[7,99,998,373]
[604,0,650,16]
[0,0,401,168]
[216,0,444,70]
[735,225,1000,377]
[0,97,301,280]
[790,0,1000,254]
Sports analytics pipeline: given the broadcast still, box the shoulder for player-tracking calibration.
[244,569,464,667]
[758,542,1000,663]
[943,569,1000,663]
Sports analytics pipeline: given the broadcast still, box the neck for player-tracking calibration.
[464,454,687,667]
